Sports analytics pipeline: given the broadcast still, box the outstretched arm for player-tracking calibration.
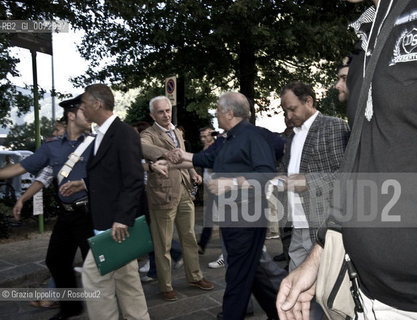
[154,158,194,170]
[276,244,323,320]
[0,163,26,180]
[13,180,45,221]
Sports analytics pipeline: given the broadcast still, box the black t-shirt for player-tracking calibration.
[342,1,417,311]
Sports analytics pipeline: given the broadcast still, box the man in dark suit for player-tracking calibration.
[276,81,350,319]
[62,84,150,320]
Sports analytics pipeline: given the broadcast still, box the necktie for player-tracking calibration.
[166,131,179,147]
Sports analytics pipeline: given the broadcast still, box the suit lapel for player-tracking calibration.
[300,113,322,171]
[283,132,294,171]
[173,128,184,149]
[88,117,120,169]
[152,123,177,149]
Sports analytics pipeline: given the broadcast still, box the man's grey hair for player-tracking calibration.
[217,92,251,119]
[149,96,172,114]
[85,84,115,111]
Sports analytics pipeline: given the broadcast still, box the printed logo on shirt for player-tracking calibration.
[390,28,417,66]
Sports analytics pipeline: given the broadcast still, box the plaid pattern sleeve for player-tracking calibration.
[278,113,350,243]
[300,114,350,241]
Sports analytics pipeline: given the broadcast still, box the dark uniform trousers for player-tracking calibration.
[221,227,267,320]
[45,205,94,314]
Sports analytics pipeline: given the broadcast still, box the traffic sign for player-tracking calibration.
[165,76,177,106]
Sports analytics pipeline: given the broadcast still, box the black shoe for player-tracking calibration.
[273,253,286,262]
[49,309,82,320]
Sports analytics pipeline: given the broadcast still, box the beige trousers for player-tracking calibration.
[357,289,417,320]
[149,183,203,292]
[82,250,150,320]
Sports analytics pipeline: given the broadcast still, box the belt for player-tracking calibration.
[61,198,89,212]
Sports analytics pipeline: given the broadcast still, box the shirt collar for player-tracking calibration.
[293,111,319,134]
[155,121,175,133]
[61,131,89,143]
[226,119,248,139]
[96,114,117,136]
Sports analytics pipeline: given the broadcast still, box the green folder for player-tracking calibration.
[88,215,153,275]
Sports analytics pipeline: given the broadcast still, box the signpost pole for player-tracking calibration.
[30,49,43,234]
[11,33,52,234]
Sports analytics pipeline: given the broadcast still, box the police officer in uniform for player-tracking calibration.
[0,95,94,320]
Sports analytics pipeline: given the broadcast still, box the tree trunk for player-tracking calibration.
[239,40,256,124]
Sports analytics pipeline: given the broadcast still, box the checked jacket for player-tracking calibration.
[278,112,350,242]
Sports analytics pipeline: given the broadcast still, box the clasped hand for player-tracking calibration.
[164,148,185,164]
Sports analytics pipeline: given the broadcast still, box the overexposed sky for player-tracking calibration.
[1,28,88,133]
[10,27,88,95]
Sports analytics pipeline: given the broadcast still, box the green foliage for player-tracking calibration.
[0,35,33,127]
[3,117,55,151]
[1,0,369,126]
[70,0,367,122]
[0,202,12,238]
[0,0,78,127]
[124,85,164,125]
[18,185,60,221]
[318,87,348,119]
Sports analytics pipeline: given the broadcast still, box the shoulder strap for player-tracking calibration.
[321,1,411,236]
[57,135,95,185]
[342,0,410,172]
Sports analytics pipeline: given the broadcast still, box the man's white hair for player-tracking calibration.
[149,96,172,114]
[217,92,251,119]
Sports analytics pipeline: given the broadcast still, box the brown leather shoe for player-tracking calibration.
[163,290,178,301]
[189,278,214,290]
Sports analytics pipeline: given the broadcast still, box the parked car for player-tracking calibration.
[0,150,34,199]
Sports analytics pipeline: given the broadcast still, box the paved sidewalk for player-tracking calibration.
[0,206,285,320]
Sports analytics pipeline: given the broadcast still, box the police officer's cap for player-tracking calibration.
[59,94,82,109]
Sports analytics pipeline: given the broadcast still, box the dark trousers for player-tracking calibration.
[221,227,266,320]
[280,226,292,264]
[252,251,288,320]
[45,208,94,315]
[198,227,213,251]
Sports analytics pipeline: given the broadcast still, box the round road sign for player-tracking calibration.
[167,79,175,94]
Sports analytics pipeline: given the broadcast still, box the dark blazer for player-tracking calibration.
[278,112,350,242]
[87,117,146,230]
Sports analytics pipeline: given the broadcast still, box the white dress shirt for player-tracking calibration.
[155,122,179,147]
[287,111,319,228]
[94,114,117,155]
